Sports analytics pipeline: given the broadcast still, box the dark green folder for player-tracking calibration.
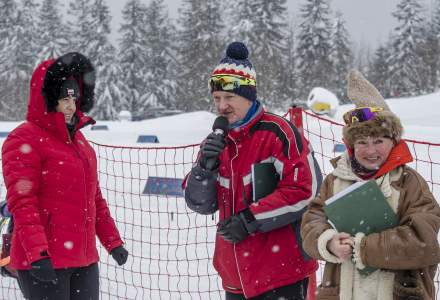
[323,180,398,276]
[251,162,280,202]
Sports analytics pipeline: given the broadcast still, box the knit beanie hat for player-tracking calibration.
[58,77,80,100]
[210,42,257,102]
[342,70,403,148]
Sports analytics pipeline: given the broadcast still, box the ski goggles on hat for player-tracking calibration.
[343,106,383,125]
[209,75,256,93]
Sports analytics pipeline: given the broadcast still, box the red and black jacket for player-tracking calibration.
[184,106,321,298]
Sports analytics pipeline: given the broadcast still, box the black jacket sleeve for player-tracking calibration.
[184,164,218,215]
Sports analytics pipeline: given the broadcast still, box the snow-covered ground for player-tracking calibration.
[0,92,439,299]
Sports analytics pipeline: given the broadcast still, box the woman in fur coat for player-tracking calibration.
[1,52,128,300]
[301,70,440,300]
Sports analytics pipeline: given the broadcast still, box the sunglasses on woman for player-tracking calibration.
[343,106,383,125]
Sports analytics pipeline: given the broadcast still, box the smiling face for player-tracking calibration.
[353,136,394,170]
[56,96,76,124]
[213,91,252,125]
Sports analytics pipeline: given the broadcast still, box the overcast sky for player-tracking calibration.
[58,0,432,50]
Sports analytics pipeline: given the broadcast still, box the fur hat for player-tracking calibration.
[210,42,257,102]
[342,70,403,148]
[42,52,95,113]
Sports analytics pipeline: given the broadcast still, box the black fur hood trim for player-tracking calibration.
[42,52,95,113]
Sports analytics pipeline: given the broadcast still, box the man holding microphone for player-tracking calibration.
[184,41,322,300]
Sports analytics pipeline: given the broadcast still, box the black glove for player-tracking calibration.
[111,246,128,266]
[217,208,259,243]
[30,258,57,282]
[199,132,226,170]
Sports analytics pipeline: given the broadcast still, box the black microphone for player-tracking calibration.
[204,116,229,171]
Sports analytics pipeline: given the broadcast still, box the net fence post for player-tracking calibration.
[289,106,304,134]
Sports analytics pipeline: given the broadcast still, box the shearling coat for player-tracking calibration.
[301,142,440,300]
[1,54,123,270]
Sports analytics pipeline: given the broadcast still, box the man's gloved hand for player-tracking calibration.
[111,245,129,266]
[217,208,259,243]
[199,132,226,170]
[30,258,57,282]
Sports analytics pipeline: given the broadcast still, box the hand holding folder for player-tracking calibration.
[323,180,399,275]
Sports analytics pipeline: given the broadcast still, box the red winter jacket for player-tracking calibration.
[1,58,123,270]
[185,107,321,298]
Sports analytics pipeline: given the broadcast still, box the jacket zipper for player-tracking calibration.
[229,136,247,298]
[222,193,226,220]
[71,140,89,261]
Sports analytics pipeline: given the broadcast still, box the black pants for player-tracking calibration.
[225,277,308,300]
[17,263,99,300]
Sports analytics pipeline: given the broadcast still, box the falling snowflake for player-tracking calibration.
[64,241,74,250]
[272,245,280,253]
[20,144,32,154]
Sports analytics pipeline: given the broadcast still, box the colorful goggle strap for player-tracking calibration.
[209,75,256,93]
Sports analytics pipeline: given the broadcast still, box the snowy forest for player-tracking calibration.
[0,0,439,121]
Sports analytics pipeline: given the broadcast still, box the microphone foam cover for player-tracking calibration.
[212,116,229,134]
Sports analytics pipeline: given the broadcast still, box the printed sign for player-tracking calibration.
[143,177,183,197]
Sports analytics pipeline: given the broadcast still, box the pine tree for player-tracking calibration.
[35,0,68,61]
[389,0,425,97]
[418,0,440,93]
[280,22,300,109]
[17,0,39,71]
[330,11,353,103]
[92,48,124,120]
[88,0,124,120]
[0,0,20,120]
[369,42,393,98]
[7,0,40,120]
[295,0,333,100]
[353,41,372,76]
[227,0,289,109]
[67,0,92,53]
[175,0,223,111]
[143,0,178,109]
[118,0,149,114]
[227,0,254,44]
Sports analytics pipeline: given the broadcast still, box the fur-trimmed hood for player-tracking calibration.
[26,53,95,142]
[42,52,95,113]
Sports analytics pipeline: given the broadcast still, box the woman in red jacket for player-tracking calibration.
[1,52,128,300]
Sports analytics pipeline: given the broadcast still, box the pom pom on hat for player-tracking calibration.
[343,70,403,148]
[226,42,249,60]
[210,42,257,102]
